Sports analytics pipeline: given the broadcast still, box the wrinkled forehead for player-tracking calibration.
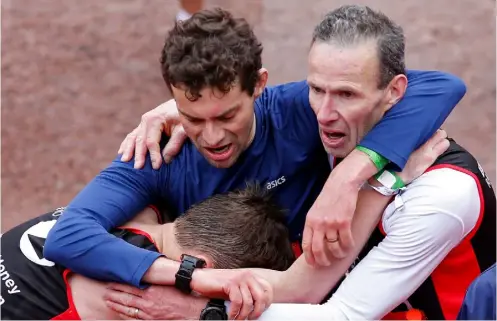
[172,84,248,118]
[307,41,381,91]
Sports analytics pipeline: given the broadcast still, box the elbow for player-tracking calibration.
[442,72,467,102]
[44,227,71,265]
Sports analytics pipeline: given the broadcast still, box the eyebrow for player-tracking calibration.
[216,104,240,118]
[179,104,241,120]
[308,80,360,92]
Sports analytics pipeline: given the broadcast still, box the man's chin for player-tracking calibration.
[323,145,352,159]
[203,153,238,168]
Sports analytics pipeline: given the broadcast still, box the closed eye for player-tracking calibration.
[218,115,235,122]
[339,90,354,98]
[310,85,324,94]
[185,116,203,124]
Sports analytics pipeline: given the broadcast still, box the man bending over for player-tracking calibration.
[0,185,294,320]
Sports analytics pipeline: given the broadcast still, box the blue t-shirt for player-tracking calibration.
[457,264,496,320]
[44,70,466,287]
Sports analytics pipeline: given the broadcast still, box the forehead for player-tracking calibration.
[172,84,246,118]
[307,41,380,90]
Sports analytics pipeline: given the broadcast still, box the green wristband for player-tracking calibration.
[355,146,389,171]
[374,169,405,189]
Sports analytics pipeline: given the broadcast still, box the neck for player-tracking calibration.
[160,223,184,261]
[129,223,182,259]
[246,113,257,147]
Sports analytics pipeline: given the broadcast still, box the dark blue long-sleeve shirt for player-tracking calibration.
[44,70,466,287]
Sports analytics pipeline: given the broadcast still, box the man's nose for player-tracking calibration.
[316,95,339,125]
[202,122,225,146]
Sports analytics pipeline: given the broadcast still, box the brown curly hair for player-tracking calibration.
[160,8,263,101]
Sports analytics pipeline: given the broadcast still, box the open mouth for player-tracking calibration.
[325,132,346,140]
[206,144,231,154]
[321,131,346,148]
[204,143,234,161]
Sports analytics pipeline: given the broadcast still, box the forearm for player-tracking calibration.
[271,187,390,303]
[45,156,161,287]
[142,257,180,285]
[45,210,161,286]
[360,70,465,170]
[327,149,378,189]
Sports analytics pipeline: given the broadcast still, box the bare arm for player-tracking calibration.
[259,186,388,303]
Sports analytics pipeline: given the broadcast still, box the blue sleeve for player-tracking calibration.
[44,155,168,287]
[359,70,466,171]
[457,264,496,320]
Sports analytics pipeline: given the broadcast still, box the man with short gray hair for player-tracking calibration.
[119,5,495,320]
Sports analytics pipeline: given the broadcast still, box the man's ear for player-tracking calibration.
[383,74,408,112]
[196,254,215,268]
[253,68,268,98]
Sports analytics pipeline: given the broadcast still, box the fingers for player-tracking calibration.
[325,229,345,260]
[106,283,144,297]
[105,301,152,320]
[133,121,149,169]
[162,125,187,164]
[120,129,138,162]
[236,283,254,320]
[312,229,331,266]
[118,134,127,155]
[226,283,243,320]
[147,119,165,170]
[302,226,315,266]
[336,227,354,256]
[425,129,447,149]
[423,129,449,159]
[225,272,272,320]
[248,277,272,320]
[433,137,450,156]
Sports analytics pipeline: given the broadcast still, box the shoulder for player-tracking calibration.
[382,167,481,243]
[258,80,309,108]
[256,81,320,145]
[256,81,311,122]
[470,264,496,291]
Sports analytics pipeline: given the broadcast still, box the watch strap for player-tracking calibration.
[374,169,405,189]
[369,170,406,196]
[174,254,206,294]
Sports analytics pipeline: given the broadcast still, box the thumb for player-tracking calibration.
[432,138,450,157]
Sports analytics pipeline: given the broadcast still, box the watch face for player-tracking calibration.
[202,308,227,320]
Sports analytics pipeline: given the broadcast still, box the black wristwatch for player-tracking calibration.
[200,299,228,320]
[174,254,206,294]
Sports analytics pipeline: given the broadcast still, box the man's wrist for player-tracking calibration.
[355,146,389,171]
[142,256,180,285]
[190,268,207,292]
[332,149,380,188]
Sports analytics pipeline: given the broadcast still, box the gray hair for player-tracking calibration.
[312,5,405,88]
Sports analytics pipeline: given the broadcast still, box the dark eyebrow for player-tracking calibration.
[216,104,240,118]
[178,109,200,120]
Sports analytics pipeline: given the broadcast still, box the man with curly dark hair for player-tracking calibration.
[44,7,469,320]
